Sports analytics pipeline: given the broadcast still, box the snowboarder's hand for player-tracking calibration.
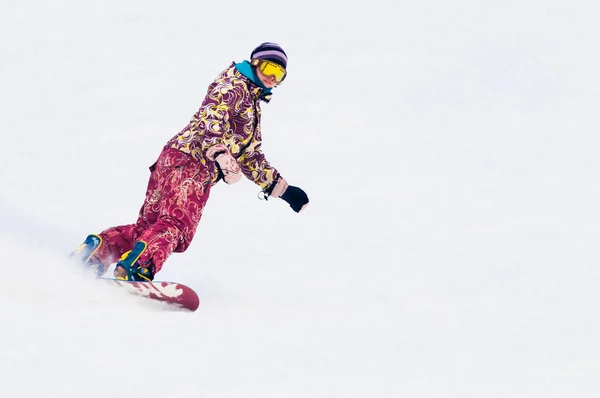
[207,145,242,184]
[214,152,242,184]
[265,175,308,213]
[281,186,309,213]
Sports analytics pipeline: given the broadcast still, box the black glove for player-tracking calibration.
[281,186,309,213]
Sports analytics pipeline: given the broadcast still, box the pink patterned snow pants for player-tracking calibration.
[94,148,212,274]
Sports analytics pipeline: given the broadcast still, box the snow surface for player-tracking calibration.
[1,1,599,397]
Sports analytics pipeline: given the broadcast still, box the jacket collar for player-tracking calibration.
[233,61,273,103]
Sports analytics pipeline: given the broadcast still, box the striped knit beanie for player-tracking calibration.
[250,42,288,69]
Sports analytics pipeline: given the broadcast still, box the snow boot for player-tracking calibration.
[114,241,155,282]
[70,234,108,277]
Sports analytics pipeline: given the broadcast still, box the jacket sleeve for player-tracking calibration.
[238,131,280,191]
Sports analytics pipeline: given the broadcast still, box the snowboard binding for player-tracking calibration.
[114,241,155,282]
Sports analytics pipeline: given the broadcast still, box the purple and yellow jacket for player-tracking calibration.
[164,63,280,190]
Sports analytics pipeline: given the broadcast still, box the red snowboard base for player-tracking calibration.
[102,278,200,312]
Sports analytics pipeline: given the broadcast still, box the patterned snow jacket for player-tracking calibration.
[164,62,280,191]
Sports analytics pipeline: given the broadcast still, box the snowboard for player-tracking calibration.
[102,278,200,312]
[71,235,199,312]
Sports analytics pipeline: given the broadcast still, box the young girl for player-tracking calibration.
[71,42,309,281]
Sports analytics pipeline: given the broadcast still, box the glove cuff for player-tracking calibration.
[267,175,289,198]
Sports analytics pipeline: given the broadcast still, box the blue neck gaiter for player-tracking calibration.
[235,60,273,97]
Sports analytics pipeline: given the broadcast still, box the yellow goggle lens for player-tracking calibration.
[257,60,287,83]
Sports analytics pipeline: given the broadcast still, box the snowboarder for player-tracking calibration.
[71,42,309,282]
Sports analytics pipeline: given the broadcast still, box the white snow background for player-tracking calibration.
[1,1,599,397]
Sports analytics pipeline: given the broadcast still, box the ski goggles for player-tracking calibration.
[252,59,287,83]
